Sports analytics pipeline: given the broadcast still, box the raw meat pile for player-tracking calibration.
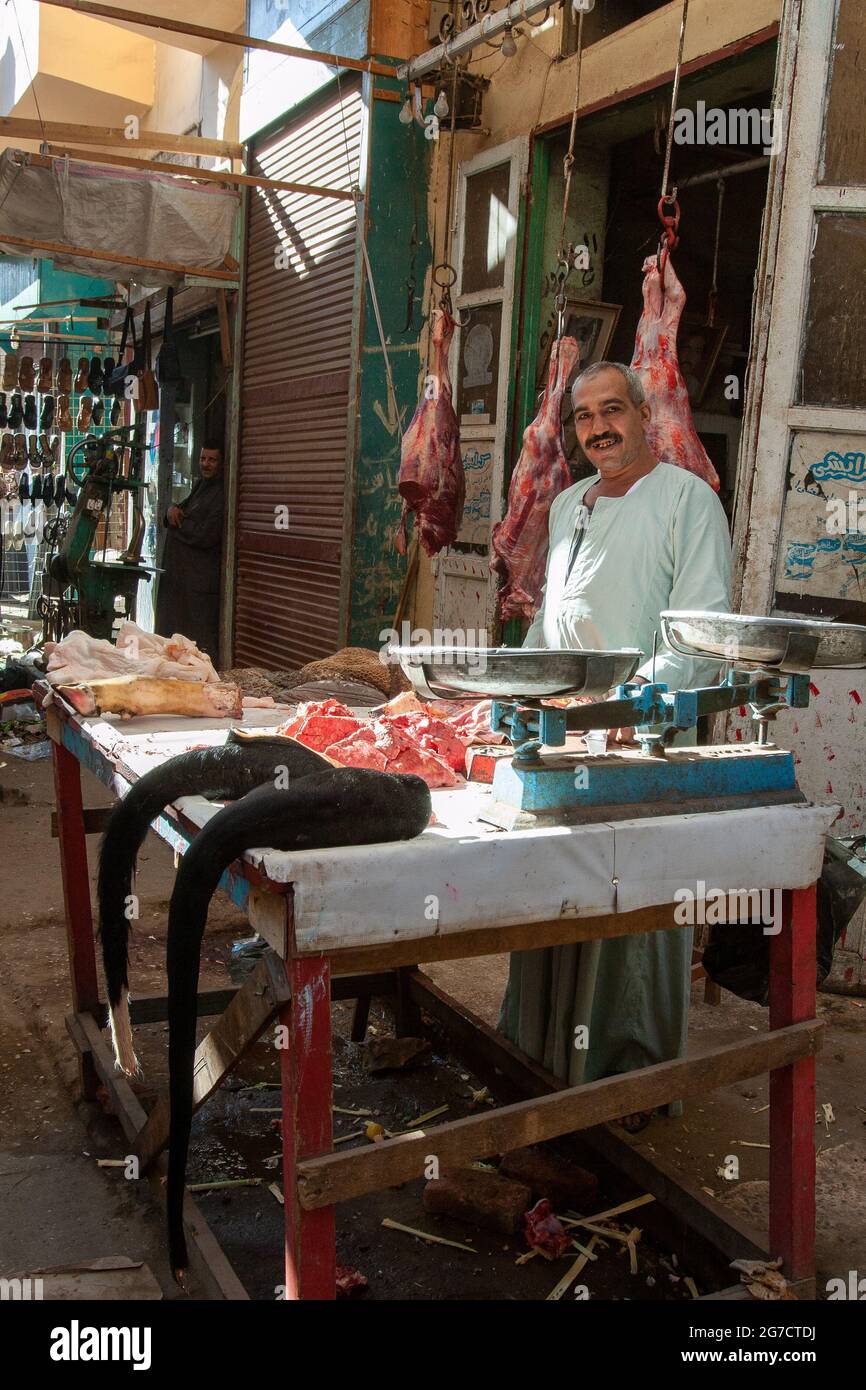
[630,254,720,491]
[491,335,580,620]
[45,623,219,685]
[395,308,465,558]
[277,695,500,790]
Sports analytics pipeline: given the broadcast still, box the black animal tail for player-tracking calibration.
[166,766,432,1280]
[97,735,330,1075]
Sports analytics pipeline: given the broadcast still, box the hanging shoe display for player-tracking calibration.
[110,397,122,426]
[37,357,54,393]
[2,352,18,391]
[18,355,35,391]
[40,394,55,431]
[0,435,13,469]
[57,356,73,393]
[0,393,7,429]
[88,356,104,394]
[17,471,29,504]
[23,394,38,430]
[77,395,94,432]
[57,394,74,431]
[8,393,23,429]
[13,434,27,466]
[91,398,104,427]
[74,357,89,392]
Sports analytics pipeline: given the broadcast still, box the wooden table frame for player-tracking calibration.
[45,696,821,1301]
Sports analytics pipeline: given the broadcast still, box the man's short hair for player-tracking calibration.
[201,441,222,456]
[571,361,646,410]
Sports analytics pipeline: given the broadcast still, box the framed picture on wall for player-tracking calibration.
[536,298,622,391]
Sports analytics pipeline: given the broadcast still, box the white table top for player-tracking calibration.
[49,698,839,955]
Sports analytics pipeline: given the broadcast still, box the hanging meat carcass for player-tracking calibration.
[395,308,465,557]
[491,334,580,622]
[630,253,720,491]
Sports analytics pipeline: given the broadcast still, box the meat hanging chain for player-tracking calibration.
[394,59,466,558]
[395,301,465,557]
[490,16,588,622]
[491,334,580,620]
[629,0,718,492]
[629,253,720,491]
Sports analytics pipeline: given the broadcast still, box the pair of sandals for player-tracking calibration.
[73,355,117,396]
[4,393,37,430]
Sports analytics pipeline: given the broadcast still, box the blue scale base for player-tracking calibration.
[486,744,800,829]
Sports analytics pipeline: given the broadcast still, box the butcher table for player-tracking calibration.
[40,686,833,1300]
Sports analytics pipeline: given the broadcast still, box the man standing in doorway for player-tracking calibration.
[500,361,732,1127]
[155,441,225,662]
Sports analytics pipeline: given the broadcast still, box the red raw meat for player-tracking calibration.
[278,698,355,737]
[325,720,460,789]
[523,1198,570,1260]
[391,711,469,773]
[335,1264,368,1297]
[395,309,465,557]
[491,335,580,620]
[630,254,720,491]
[446,698,507,744]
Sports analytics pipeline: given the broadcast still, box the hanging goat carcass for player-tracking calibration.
[396,307,465,557]
[491,335,580,621]
[630,253,720,491]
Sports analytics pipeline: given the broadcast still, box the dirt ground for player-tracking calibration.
[1,752,864,1301]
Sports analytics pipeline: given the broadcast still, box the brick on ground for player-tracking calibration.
[423,1168,532,1235]
[499,1146,599,1211]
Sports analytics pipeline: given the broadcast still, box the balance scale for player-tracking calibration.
[395,611,866,831]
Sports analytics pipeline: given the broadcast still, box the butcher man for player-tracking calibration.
[499,360,732,1129]
[155,442,225,662]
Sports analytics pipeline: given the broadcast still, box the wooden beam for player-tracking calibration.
[68,1012,248,1300]
[321,902,692,975]
[36,1,397,78]
[297,1021,822,1210]
[135,953,290,1172]
[0,115,241,159]
[51,806,113,837]
[0,233,239,283]
[216,290,232,370]
[43,144,355,202]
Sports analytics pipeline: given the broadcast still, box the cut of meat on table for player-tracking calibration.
[44,623,219,686]
[630,254,720,491]
[324,720,461,788]
[395,308,465,558]
[277,699,363,751]
[56,674,243,720]
[491,335,580,621]
[389,711,470,774]
[445,698,508,744]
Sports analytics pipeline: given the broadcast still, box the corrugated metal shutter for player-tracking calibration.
[234,80,363,670]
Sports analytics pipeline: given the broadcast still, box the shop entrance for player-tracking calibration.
[516,40,778,528]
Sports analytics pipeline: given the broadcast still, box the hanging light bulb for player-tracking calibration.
[434,89,449,120]
[398,95,413,124]
[501,23,517,58]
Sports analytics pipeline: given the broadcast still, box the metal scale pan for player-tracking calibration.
[391,645,643,702]
[661,610,866,674]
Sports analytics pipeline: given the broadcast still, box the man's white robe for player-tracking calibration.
[500,462,732,1085]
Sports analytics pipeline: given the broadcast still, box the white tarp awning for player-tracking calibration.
[0,150,239,286]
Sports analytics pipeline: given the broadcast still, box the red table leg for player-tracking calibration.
[52,737,100,1098]
[280,954,336,1300]
[769,884,816,1284]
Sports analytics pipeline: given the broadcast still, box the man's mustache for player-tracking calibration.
[586,432,621,448]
